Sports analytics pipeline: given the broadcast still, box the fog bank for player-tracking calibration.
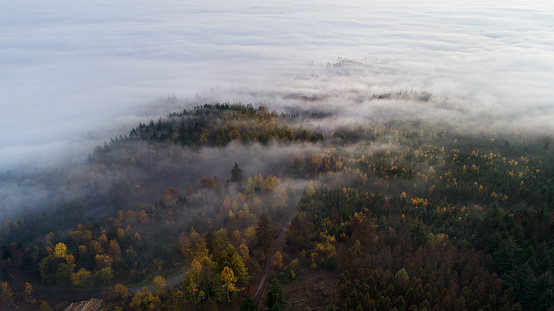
[1,0,553,171]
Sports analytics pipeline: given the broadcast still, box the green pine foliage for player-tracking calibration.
[264,278,286,311]
[0,103,552,310]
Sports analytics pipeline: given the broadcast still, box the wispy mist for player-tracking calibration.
[1,0,553,171]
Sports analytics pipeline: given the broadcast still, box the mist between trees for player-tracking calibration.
[0,97,552,310]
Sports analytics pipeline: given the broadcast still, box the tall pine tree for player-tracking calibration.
[264,278,286,311]
[231,162,243,191]
[256,214,272,254]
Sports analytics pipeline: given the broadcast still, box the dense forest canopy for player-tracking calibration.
[0,101,553,310]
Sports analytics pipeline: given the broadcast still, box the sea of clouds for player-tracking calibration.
[1,0,553,171]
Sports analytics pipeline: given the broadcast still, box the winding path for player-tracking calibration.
[36,190,304,303]
[254,191,303,306]
[128,272,186,295]
[34,272,187,301]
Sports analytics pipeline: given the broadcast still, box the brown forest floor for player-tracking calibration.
[284,269,338,311]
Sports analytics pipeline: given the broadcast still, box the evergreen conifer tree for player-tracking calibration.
[231,162,243,190]
[264,278,286,311]
[256,214,272,254]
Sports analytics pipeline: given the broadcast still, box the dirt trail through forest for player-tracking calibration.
[127,272,186,295]
[36,190,304,303]
[254,190,303,306]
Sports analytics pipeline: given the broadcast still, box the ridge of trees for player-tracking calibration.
[0,103,552,310]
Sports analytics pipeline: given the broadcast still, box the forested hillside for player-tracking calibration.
[0,103,552,310]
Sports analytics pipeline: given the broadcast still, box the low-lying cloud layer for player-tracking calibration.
[1,0,553,171]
